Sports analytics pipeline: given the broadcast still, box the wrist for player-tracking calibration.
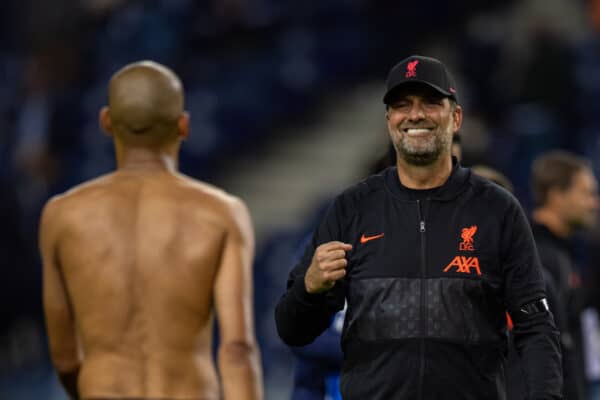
[293,279,327,305]
[304,276,317,294]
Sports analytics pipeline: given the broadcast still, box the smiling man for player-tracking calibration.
[275,55,563,399]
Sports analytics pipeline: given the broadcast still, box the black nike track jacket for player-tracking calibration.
[275,163,563,400]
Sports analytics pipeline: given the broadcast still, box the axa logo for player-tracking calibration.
[405,60,419,78]
[459,225,477,251]
[443,256,481,276]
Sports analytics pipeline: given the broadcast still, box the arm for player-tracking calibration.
[214,198,263,400]
[39,199,81,400]
[287,233,345,366]
[275,199,350,346]
[290,309,345,367]
[502,203,563,399]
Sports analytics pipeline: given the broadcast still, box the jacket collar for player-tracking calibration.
[384,156,471,201]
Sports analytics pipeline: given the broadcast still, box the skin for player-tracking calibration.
[385,85,462,190]
[533,167,600,238]
[40,61,263,400]
[304,83,462,294]
[451,139,462,161]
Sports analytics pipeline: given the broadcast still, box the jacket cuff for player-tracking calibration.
[291,278,329,307]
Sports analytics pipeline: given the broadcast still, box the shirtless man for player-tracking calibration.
[39,61,263,400]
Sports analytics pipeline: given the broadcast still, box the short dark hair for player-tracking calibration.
[531,150,591,207]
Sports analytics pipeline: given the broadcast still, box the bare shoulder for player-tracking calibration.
[173,173,252,231]
[39,174,116,246]
[42,174,112,218]
[43,173,113,213]
[52,173,116,201]
[174,173,249,214]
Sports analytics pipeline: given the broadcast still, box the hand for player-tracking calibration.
[304,241,352,294]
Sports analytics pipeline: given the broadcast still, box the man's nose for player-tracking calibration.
[407,102,426,120]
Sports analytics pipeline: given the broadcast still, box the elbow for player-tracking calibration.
[52,359,80,374]
[275,323,315,347]
[274,304,319,347]
[277,331,312,347]
[50,351,81,375]
[284,337,315,347]
[219,340,260,364]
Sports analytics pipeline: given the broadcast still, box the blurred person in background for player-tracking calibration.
[470,165,514,193]
[39,60,263,400]
[470,164,567,400]
[530,150,600,400]
[275,55,562,400]
[582,215,600,400]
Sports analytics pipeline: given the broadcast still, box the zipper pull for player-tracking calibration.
[420,221,426,232]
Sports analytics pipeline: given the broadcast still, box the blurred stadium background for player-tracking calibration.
[2,0,600,398]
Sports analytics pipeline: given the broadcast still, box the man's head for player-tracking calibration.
[531,150,599,231]
[100,60,189,147]
[383,56,462,166]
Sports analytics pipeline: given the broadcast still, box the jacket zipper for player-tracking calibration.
[417,199,427,400]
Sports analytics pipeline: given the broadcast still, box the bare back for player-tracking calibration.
[41,170,258,399]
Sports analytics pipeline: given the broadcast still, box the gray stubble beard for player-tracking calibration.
[394,129,451,166]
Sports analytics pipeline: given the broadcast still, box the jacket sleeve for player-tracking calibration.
[501,201,563,400]
[274,198,348,347]
[290,308,345,367]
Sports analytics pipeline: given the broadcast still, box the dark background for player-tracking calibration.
[1,0,600,398]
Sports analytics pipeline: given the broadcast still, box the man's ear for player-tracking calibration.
[99,107,113,137]
[546,186,566,208]
[178,111,190,140]
[452,105,463,133]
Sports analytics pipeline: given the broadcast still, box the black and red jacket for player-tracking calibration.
[275,162,563,400]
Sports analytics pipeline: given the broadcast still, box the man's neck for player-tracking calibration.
[115,145,179,173]
[532,208,572,239]
[396,154,453,190]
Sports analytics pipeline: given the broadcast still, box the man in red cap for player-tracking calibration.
[275,55,563,399]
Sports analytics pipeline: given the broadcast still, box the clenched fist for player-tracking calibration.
[305,241,353,294]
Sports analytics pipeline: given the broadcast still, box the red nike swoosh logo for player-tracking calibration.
[360,233,385,244]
